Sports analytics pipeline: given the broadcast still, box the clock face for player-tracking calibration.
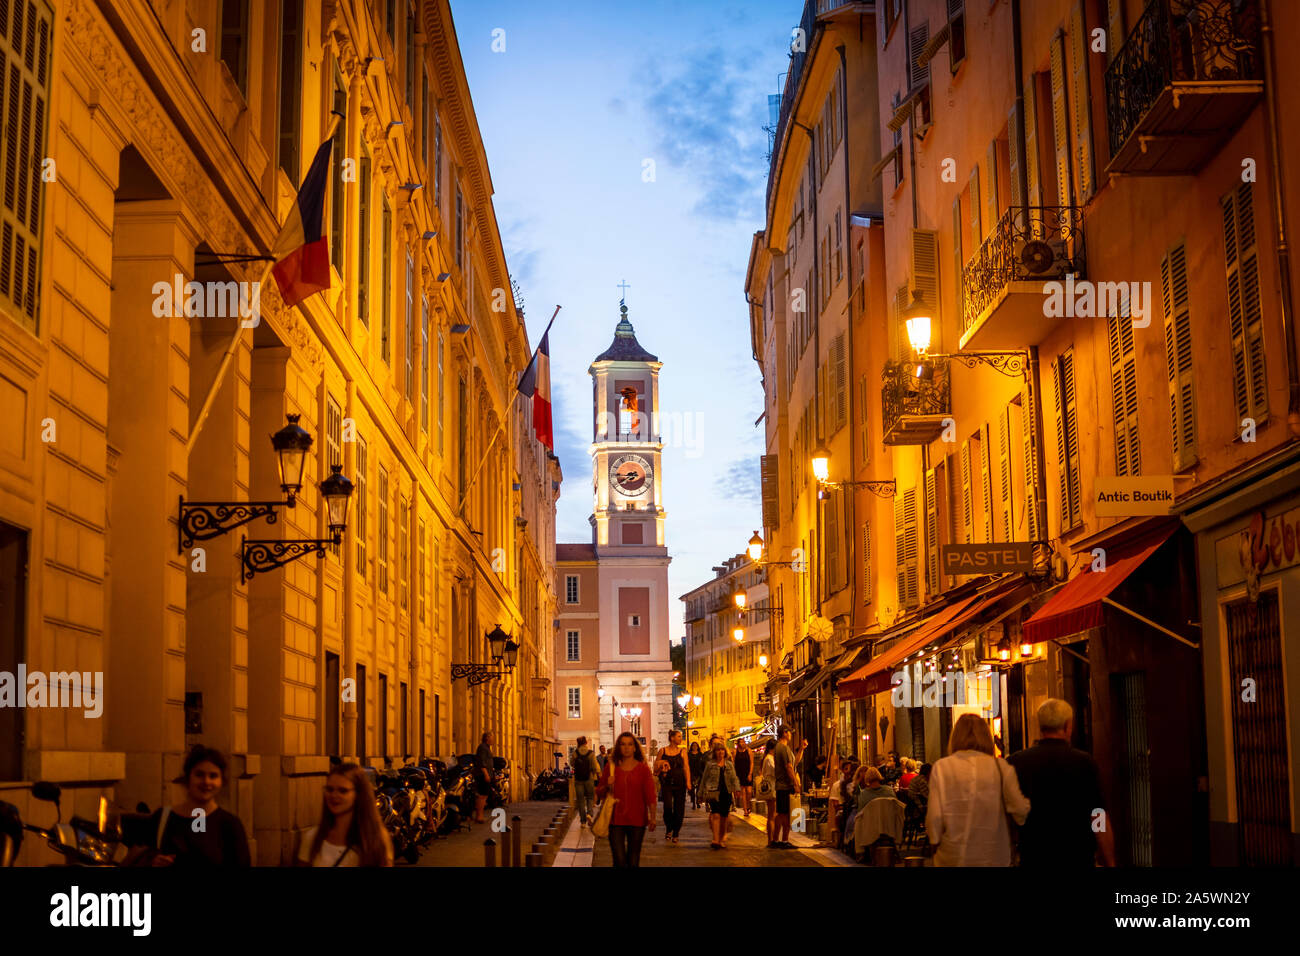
[610,454,651,496]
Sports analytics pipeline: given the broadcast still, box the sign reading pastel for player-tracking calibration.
[940,543,1036,574]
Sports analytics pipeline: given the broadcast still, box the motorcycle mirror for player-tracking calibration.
[31,781,62,805]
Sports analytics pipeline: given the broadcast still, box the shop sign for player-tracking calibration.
[1094,475,1175,517]
[1241,506,1300,577]
[941,543,1035,574]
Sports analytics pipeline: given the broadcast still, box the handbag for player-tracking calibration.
[591,766,618,838]
[993,756,1020,863]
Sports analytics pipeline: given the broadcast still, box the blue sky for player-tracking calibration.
[450,0,797,636]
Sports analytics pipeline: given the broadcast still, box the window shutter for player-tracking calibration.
[1106,0,1126,64]
[1020,388,1040,542]
[952,198,965,327]
[862,520,873,606]
[1162,242,1198,470]
[1108,299,1142,476]
[984,141,1000,237]
[911,228,940,329]
[858,375,871,465]
[0,0,52,329]
[895,488,918,609]
[925,468,940,596]
[825,488,841,597]
[834,333,849,433]
[1222,183,1267,423]
[1050,32,1073,207]
[948,0,967,70]
[894,284,911,361]
[908,23,931,91]
[1052,351,1081,531]
[981,424,993,543]
[1069,2,1095,202]
[761,454,780,531]
[1023,77,1041,210]
[960,440,973,542]
[1007,103,1024,211]
[998,407,1013,542]
[968,166,982,249]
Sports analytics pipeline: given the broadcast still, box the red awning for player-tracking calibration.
[836,596,980,701]
[1022,524,1178,644]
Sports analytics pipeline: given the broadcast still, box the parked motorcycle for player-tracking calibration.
[0,781,152,867]
[530,766,571,800]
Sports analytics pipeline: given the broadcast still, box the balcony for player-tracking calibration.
[882,359,951,446]
[1104,0,1262,175]
[959,206,1085,351]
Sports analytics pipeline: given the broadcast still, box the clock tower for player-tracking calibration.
[554,300,673,756]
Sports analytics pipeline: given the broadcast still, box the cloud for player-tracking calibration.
[714,455,761,501]
[639,46,770,222]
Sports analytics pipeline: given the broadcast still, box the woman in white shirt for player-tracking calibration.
[926,715,1029,866]
[297,764,393,867]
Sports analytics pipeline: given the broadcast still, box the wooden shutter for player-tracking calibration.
[0,0,52,329]
[909,23,931,91]
[858,375,871,465]
[948,0,967,70]
[953,198,965,328]
[984,140,1000,236]
[960,440,974,542]
[895,488,918,609]
[1106,0,1126,64]
[1050,32,1073,207]
[912,229,940,341]
[1069,2,1095,202]
[1020,387,1040,542]
[998,407,1013,542]
[1023,76,1042,210]
[761,454,780,530]
[968,166,982,249]
[1108,299,1142,476]
[980,424,994,543]
[925,469,940,596]
[894,284,910,361]
[1052,351,1081,531]
[825,487,841,596]
[1222,183,1268,423]
[834,333,849,433]
[862,520,873,605]
[1162,242,1198,470]
[1007,103,1024,211]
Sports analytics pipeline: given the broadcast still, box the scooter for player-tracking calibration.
[0,781,152,866]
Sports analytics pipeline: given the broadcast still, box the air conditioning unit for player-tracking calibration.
[1014,235,1066,276]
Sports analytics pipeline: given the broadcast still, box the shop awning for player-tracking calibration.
[829,645,867,672]
[788,663,835,703]
[836,596,981,701]
[1023,524,1178,644]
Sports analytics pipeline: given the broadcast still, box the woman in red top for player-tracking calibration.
[596,732,657,867]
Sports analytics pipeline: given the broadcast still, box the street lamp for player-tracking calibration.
[902,296,1029,379]
[759,653,769,668]
[809,446,897,498]
[451,627,521,685]
[733,627,745,642]
[240,463,355,581]
[747,531,765,563]
[733,589,747,610]
[271,414,314,504]
[811,444,831,483]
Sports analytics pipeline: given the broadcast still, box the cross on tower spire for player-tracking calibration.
[617,279,631,303]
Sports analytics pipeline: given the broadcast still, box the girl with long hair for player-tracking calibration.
[687,741,705,809]
[297,763,393,867]
[698,740,742,849]
[595,731,657,867]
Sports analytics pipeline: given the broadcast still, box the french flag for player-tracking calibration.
[518,308,559,451]
[270,136,334,307]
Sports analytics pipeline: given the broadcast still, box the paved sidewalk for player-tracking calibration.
[415,796,569,867]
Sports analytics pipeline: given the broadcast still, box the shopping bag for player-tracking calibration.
[591,794,617,838]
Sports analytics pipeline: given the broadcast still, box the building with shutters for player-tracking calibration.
[749,0,1300,866]
[679,555,773,748]
[554,303,674,757]
[0,0,563,865]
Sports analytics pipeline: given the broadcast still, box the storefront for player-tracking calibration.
[1021,516,1206,866]
[1179,442,1300,866]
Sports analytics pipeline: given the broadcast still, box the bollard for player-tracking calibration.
[484,838,496,867]
[511,816,522,867]
[525,852,542,867]
[871,843,896,867]
[501,828,510,867]
[534,838,550,865]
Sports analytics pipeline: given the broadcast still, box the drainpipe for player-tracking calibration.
[839,43,857,631]
[342,379,357,758]
[1011,0,1029,209]
[1260,0,1300,436]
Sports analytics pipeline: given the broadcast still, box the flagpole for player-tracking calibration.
[186,113,343,455]
[515,304,561,390]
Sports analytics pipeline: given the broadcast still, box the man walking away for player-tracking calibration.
[769,725,799,849]
[571,736,598,825]
[1007,699,1116,867]
[474,732,494,824]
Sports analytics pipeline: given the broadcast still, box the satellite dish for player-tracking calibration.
[1019,239,1055,274]
[807,615,834,641]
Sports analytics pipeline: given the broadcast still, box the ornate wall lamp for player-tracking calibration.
[240,464,354,581]
[451,626,520,685]
[810,444,896,498]
[178,414,317,552]
[903,296,1028,379]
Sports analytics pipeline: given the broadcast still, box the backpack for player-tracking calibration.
[573,750,592,781]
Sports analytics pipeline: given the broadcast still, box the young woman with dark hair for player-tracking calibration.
[148,745,251,867]
[297,763,393,867]
[595,732,656,867]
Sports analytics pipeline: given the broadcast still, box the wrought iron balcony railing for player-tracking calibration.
[961,206,1085,335]
[1104,0,1261,164]
[882,359,951,446]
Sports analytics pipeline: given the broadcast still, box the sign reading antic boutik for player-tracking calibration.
[941,543,1036,575]
[1094,475,1176,517]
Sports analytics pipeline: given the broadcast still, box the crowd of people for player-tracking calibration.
[576,697,1116,869]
